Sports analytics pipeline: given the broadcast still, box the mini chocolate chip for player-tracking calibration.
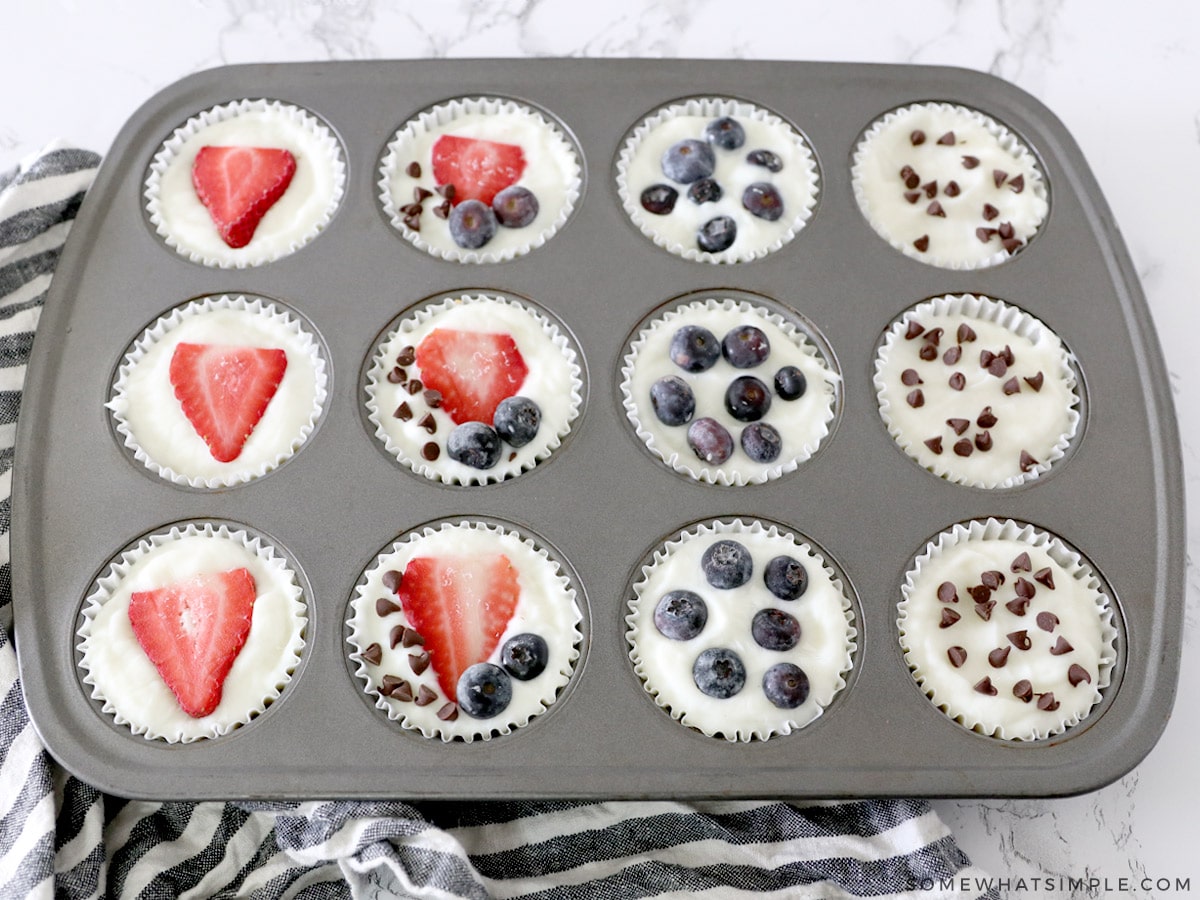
[949,372,966,390]
[407,379,424,395]
[389,624,407,649]
[1037,692,1060,712]
[937,131,956,146]
[401,628,425,648]
[940,608,961,628]
[919,344,938,361]
[943,346,961,364]
[980,349,994,367]
[1002,237,1023,254]
[1015,578,1036,600]
[361,642,383,666]
[975,600,996,621]
[976,226,998,243]
[957,324,977,343]
[981,570,1005,589]
[414,186,433,203]
[993,169,1008,188]
[913,234,930,252]
[974,676,998,696]
[937,581,959,604]
[900,164,916,182]
[437,702,459,721]
[1003,377,1021,395]
[1034,567,1055,589]
[977,407,997,428]
[379,674,409,698]
[1008,630,1032,650]
[397,346,417,366]
[414,685,438,706]
[394,402,413,420]
[901,368,923,386]
[1009,174,1025,193]
[975,431,993,451]
[1013,679,1034,702]
[953,438,973,456]
[904,191,922,204]
[376,597,402,617]
[982,203,999,221]
[968,584,992,603]
[387,366,406,384]
[944,180,961,197]
[1068,664,1092,686]
[422,442,440,461]
[1012,552,1032,572]
[923,180,938,198]
[418,412,437,434]
[910,130,926,145]
[905,320,926,340]
[962,155,980,169]
[403,212,421,231]
[406,161,422,178]
[400,202,423,217]
[436,183,456,201]
[409,650,431,675]
[906,389,925,408]
[1006,597,1031,616]
[1036,611,1059,632]
[903,170,920,190]
[988,356,1008,378]
[924,436,944,454]
[434,200,451,219]
[1019,450,1039,472]
[1050,637,1074,655]
[924,327,944,346]
[998,221,1015,240]
[948,417,969,435]
[927,200,946,218]
[389,679,415,702]
[382,570,403,591]
[948,646,968,667]
[1025,372,1045,391]
[423,389,443,408]
[988,647,1011,668]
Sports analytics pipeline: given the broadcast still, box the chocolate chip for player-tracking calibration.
[1025,372,1045,391]
[380,674,410,699]
[1068,664,1092,687]
[910,130,926,145]
[1003,377,1021,395]
[953,438,973,457]
[976,227,998,244]
[977,407,997,428]
[940,608,961,628]
[957,324,977,343]
[1012,552,1032,572]
[437,703,459,721]
[968,584,992,603]
[1050,637,1074,656]
[948,372,966,391]
[905,320,926,340]
[943,346,961,364]
[937,132,956,146]
[375,597,402,617]
[948,646,968,667]
[409,650,431,675]
[382,570,403,591]
[944,180,961,197]
[982,203,999,221]
[361,642,383,666]
[407,379,424,395]
[901,166,920,190]
[406,161,422,178]
[981,570,1005,589]
[399,202,423,217]
[924,437,944,454]
[975,600,996,621]
[937,581,959,603]
[1006,597,1031,616]
[1008,630,1032,650]
[900,164,916,181]
[415,685,438,706]
[1013,679,1034,702]
[901,368,923,386]
[1014,577,1036,600]
[974,677,998,696]
[436,183,456,201]
[1019,450,1039,472]
[980,349,994,368]
[401,628,424,648]
[414,186,433,203]
[927,200,946,218]
[397,346,416,366]
[904,191,922,204]
[1034,567,1055,589]
[913,234,930,253]
[919,344,938,361]
[389,679,415,702]
[998,221,1015,240]
[906,389,925,408]
[423,389,443,409]
[923,181,938,198]
[434,200,451,219]
[993,169,1008,188]
[975,431,993,452]
[924,327,944,346]
[1002,237,1023,254]
[962,155,980,169]
[422,442,440,461]
[387,366,406,384]
[1036,612,1059,632]
[988,647,1011,668]
[403,212,421,231]
[1009,174,1025,193]
[988,356,1008,378]
[389,624,407,649]
[1037,692,1060,712]
[418,413,437,434]
[948,418,969,436]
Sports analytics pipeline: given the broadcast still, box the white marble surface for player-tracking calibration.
[4,0,1198,893]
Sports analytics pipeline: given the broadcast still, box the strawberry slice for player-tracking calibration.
[192,146,297,248]
[170,342,288,463]
[431,135,526,206]
[397,554,520,700]
[128,568,257,718]
[415,328,528,425]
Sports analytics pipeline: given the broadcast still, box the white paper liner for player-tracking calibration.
[850,102,1049,270]
[615,97,819,264]
[144,98,346,268]
[346,520,583,742]
[378,96,583,263]
[626,518,857,742]
[897,518,1118,742]
[873,293,1080,489]
[108,294,329,489]
[77,521,307,743]
[620,296,838,485]
[364,293,583,485]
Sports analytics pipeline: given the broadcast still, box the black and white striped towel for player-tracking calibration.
[0,144,995,900]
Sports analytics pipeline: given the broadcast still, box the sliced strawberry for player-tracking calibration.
[170,342,288,463]
[431,135,526,206]
[397,554,520,700]
[415,328,528,425]
[128,568,257,718]
[192,146,297,248]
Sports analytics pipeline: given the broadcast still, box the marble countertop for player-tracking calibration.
[5,0,1197,892]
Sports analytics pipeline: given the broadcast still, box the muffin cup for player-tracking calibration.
[77,521,307,743]
[144,98,346,268]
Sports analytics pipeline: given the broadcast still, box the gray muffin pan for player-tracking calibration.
[13,60,1183,800]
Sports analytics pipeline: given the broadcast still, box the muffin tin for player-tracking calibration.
[12,59,1183,800]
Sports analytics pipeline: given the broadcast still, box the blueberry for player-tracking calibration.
[692,648,746,699]
[662,139,716,183]
[447,421,502,469]
[650,375,695,426]
[500,633,549,681]
[763,555,809,601]
[641,183,678,215]
[725,375,772,422]
[746,149,784,172]
[653,590,708,641]
[687,177,722,205]
[687,417,734,464]
[493,396,541,447]
[742,182,785,221]
[722,325,771,368]
[762,662,810,709]
[704,117,746,150]
[701,539,753,589]
[492,185,539,228]
[448,199,497,249]
[774,365,807,400]
[740,422,782,463]
[752,608,801,651]
[669,325,721,373]
[697,216,737,253]
[456,662,513,718]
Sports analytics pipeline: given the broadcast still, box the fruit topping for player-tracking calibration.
[169,342,288,463]
[397,553,520,701]
[762,662,810,709]
[653,590,708,641]
[492,185,539,228]
[456,662,513,719]
[191,146,297,249]
[693,647,746,699]
[447,422,502,469]
[701,539,753,589]
[687,177,723,205]
[721,324,770,368]
[742,182,784,221]
[703,117,746,150]
[127,568,256,718]
[740,422,782,463]
[763,555,808,601]
[752,608,801,651]
[448,199,498,249]
[650,375,696,426]
[415,329,528,425]
[687,417,733,464]
[430,135,526,206]
[492,396,541,448]
[669,325,721,373]
[662,139,716,184]
[745,149,783,172]
[499,633,549,681]
[697,216,737,253]
[773,365,807,400]
[725,375,772,422]
[640,184,678,215]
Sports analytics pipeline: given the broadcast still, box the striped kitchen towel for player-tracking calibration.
[0,143,995,900]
